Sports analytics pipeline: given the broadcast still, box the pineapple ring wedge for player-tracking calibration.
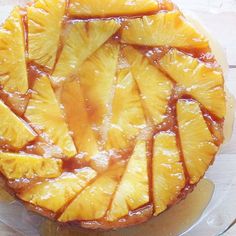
[0,0,229,230]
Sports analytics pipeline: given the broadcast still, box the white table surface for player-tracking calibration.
[0,0,235,235]
[176,1,236,235]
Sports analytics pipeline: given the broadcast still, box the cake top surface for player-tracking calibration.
[0,0,226,229]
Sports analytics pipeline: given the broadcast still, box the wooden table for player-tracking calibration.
[0,0,235,235]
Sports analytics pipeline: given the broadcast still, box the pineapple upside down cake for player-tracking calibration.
[0,0,228,229]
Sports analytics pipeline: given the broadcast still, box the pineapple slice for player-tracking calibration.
[0,152,62,179]
[61,80,99,158]
[28,0,66,69]
[51,20,120,86]
[106,66,146,151]
[0,7,28,93]
[123,46,173,125]
[177,100,218,184]
[153,132,185,215]
[59,162,125,222]
[159,49,226,119]
[107,140,149,221]
[25,76,76,157]
[19,167,97,212]
[0,100,35,149]
[79,42,119,127]
[6,93,30,117]
[68,0,158,17]
[121,11,208,49]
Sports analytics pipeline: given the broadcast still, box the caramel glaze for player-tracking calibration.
[0,167,195,230]
[66,0,175,20]
[0,0,225,229]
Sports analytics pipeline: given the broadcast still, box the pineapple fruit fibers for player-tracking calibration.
[0,0,226,229]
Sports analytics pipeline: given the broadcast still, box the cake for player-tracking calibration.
[0,0,227,230]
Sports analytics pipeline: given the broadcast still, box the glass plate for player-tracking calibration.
[0,1,235,235]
